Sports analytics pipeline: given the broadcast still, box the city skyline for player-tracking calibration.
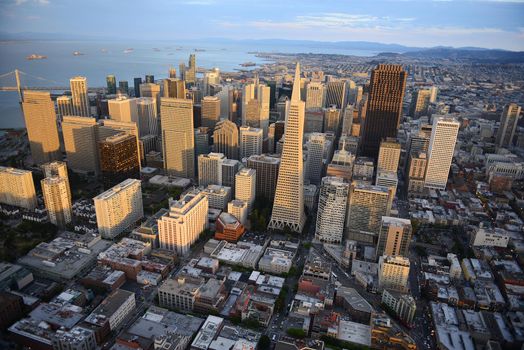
[0,1,523,51]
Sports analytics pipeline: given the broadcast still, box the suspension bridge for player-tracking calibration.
[0,70,86,102]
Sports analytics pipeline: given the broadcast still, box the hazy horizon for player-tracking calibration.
[1,0,523,51]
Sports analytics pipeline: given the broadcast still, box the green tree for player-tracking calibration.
[286,328,306,339]
[258,335,271,350]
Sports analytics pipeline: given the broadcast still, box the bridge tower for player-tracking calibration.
[15,69,23,102]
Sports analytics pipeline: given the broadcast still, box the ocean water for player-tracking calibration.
[0,40,378,129]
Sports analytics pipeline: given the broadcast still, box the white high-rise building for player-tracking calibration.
[42,161,71,203]
[235,168,256,212]
[496,103,521,148]
[22,91,61,164]
[41,176,72,227]
[62,116,99,174]
[70,76,90,117]
[140,83,161,113]
[424,116,460,190]
[305,82,325,109]
[108,96,139,124]
[137,97,158,136]
[161,98,195,179]
[239,126,263,159]
[227,199,248,225]
[158,190,208,255]
[198,152,226,187]
[377,139,401,173]
[93,179,143,239]
[0,166,37,210]
[378,255,410,292]
[306,133,327,185]
[315,177,349,244]
[268,63,306,232]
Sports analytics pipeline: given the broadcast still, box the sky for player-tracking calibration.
[0,0,523,50]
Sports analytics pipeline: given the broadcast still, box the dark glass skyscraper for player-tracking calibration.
[134,77,142,97]
[145,75,155,83]
[360,64,407,158]
[106,75,117,94]
[99,133,140,188]
[118,80,129,95]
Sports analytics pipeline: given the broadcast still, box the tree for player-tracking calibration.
[286,328,306,339]
[258,335,271,350]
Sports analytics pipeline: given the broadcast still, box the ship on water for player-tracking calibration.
[73,51,84,56]
[123,48,134,54]
[26,54,47,60]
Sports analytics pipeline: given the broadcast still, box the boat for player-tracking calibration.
[240,62,256,67]
[72,51,84,56]
[123,48,134,54]
[153,48,161,52]
[100,48,108,53]
[194,48,205,52]
[26,54,47,60]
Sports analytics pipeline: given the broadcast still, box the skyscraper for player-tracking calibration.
[118,80,129,95]
[22,91,61,164]
[325,81,346,109]
[407,152,427,196]
[42,161,71,199]
[409,89,431,118]
[70,76,90,117]
[247,154,280,200]
[98,133,141,188]
[163,78,186,99]
[242,77,270,137]
[161,98,195,179]
[315,176,349,244]
[185,54,197,84]
[346,182,394,244]
[62,116,99,174]
[108,96,139,124]
[378,255,410,292]
[158,189,208,255]
[194,127,211,159]
[56,96,74,119]
[106,75,117,94]
[140,83,161,114]
[221,159,243,193]
[41,176,72,228]
[376,216,412,259]
[496,103,521,148]
[198,152,225,187]
[424,116,460,190]
[235,168,256,212]
[239,126,263,159]
[377,138,401,173]
[213,120,239,160]
[360,64,407,157]
[169,67,177,79]
[305,82,325,109]
[145,75,155,83]
[137,97,158,136]
[201,96,221,128]
[134,77,142,97]
[203,68,220,96]
[326,148,355,183]
[0,166,37,210]
[94,179,143,239]
[268,63,306,232]
[323,106,341,134]
[306,133,327,185]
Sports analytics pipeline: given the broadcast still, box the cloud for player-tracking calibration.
[15,0,49,5]
[248,12,416,30]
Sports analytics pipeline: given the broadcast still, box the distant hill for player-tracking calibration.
[398,47,524,63]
